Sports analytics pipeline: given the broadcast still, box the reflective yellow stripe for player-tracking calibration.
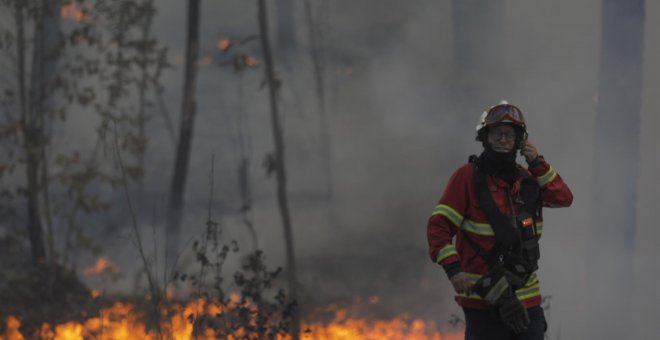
[462,272,537,285]
[516,282,541,300]
[431,204,463,227]
[433,206,543,236]
[432,205,494,235]
[462,219,495,236]
[458,291,487,300]
[526,272,538,284]
[536,166,557,187]
[436,244,458,263]
[465,272,483,283]
[458,272,540,301]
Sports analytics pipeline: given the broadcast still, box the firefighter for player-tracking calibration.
[427,101,573,339]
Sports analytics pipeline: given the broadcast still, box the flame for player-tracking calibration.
[83,257,119,276]
[3,299,463,339]
[303,317,462,340]
[299,306,462,340]
[61,2,88,22]
[4,316,24,340]
[217,38,232,51]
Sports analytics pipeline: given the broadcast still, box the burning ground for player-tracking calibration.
[1,297,463,339]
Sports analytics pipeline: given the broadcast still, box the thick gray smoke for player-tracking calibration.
[22,0,659,339]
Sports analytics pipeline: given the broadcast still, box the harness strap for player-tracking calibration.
[460,226,498,268]
[473,162,520,247]
[465,156,542,274]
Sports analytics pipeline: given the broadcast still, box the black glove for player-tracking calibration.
[472,266,530,334]
[472,266,509,305]
[496,287,530,333]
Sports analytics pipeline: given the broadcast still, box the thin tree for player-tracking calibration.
[15,0,48,264]
[302,0,333,200]
[166,0,201,270]
[34,0,62,265]
[136,0,156,202]
[276,0,296,70]
[257,0,300,338]
[235,58,259,252]
[1,0,168,269]
[217,36,260,251]
[587,1,644,339]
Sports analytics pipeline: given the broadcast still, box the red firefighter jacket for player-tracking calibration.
[427,156,573,309]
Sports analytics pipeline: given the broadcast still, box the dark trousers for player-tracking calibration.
[463,306,546,340]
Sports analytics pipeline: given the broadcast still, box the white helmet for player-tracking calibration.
[475,100,528,142]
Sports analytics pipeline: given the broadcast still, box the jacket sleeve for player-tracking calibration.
[527,156,573,208]
[427,166,470,278]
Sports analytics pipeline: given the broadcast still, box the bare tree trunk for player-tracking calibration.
[276,0,296,70]
[587,1,644,339]
[16,1,46,265]
[257,0,300,338]
[31,0,62,265]
[154,84,177,144]
[302,0,325,110]
[166,0,201,270]
[302,0,333,201]
[235,75,259,251]
[137,0,155,204]
[37,0,62,265]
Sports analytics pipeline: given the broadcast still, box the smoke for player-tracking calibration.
[5,0,658,338]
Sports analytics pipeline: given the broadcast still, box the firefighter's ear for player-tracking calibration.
[517,132,528,150]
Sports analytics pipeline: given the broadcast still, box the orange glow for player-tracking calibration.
[218,38,232,51]
[294,305,464,340]
[166,286,175,300]
[302,316,463,340]
[3,299,463,339]
[84,257,120,276]
[4,316,24,340]
[244,56,258,67]
[229,291,241,303]
[61,2,88,22]
[90,289,100,298]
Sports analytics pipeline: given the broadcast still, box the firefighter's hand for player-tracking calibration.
[497,289,530,333]
[520,140,538,163]
[450,272,473,294]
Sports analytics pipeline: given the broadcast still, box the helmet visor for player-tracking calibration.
[485,104,525,126]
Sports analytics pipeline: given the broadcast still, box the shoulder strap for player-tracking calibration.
[472,163,520,247]
[460,227,499,268]
[519,173,540,216]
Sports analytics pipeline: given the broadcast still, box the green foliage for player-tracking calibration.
[0,0,169,266]
[172,218,295,339]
